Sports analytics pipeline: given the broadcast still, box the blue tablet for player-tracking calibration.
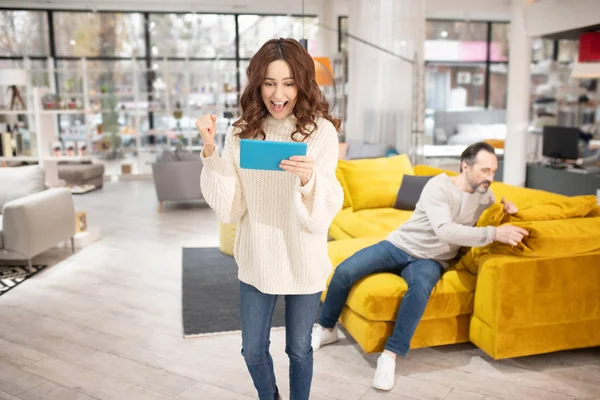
[240,139,307,171]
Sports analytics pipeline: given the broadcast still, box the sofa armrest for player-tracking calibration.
[471,251,600,359]
[2,188,76,259]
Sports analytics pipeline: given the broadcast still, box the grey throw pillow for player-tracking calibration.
[394,175,434,211]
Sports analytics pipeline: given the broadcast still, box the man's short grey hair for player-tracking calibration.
[460,142,496,172]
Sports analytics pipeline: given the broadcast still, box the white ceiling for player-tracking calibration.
[2,0,511,20]
[1,0,344,14]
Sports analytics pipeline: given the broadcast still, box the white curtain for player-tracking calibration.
[345,0,425,156]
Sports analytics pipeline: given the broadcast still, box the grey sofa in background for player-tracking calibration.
[0,165,76,268]
[151,149,204,212]
[342,139,397,160]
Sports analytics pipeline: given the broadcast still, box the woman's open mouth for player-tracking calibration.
[271,101,288,112]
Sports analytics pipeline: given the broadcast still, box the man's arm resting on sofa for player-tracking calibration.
[422,182,496,247]
[2,188,76,258]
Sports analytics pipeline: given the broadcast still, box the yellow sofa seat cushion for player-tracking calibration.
[326,238,477,322]
[330,207,413,239]
[328,222,353,241]
[340,306,471,354]
[338,154,414,211]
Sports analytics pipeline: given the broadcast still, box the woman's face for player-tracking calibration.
[261,59,298,119]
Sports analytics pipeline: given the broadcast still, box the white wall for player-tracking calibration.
[3,0,514,21]
[4,0,349,15]
[425,0,511,21]
[526,0,600,37]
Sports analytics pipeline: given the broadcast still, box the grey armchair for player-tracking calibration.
[0,165,76,268]
[151,149,204,212]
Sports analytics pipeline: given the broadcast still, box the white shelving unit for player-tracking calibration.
[332,52,348,130]
[1,56,240,174]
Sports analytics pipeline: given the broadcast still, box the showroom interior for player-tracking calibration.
[1,0,600,399]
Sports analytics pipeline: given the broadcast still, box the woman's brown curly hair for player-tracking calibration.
[233,38,342,141]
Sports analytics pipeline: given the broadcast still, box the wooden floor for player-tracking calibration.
[1,180,599,400]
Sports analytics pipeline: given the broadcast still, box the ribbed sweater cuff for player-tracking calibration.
[297,171,316,201]
[200,147,224,170]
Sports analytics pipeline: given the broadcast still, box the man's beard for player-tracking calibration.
[469,178,491,193]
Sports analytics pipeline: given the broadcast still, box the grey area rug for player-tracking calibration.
[181,247,287,337]
[0,264,46,296]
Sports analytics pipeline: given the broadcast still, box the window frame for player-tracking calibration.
[0,7,317,129]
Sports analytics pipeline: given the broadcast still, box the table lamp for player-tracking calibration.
[0,68,28,110]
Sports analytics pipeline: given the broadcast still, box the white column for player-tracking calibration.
[502,0,532,186]
[316,0,338,57]
[345,0,425,155]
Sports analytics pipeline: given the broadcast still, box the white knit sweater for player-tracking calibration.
[200,114,344,295]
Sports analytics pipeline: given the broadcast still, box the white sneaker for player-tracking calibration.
[311,324,339,351]
[372,353,396,391]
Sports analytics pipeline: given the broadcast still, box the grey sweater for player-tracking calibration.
[386,174,496,268]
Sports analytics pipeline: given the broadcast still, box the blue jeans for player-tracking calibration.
[318,240,443,357]
[240,281,322,400]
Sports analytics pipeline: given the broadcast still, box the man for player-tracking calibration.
[312,142,528,391]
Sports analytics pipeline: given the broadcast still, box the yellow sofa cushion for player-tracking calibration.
[335,165,352,209]
[340,306,471,354]
[330,207,413,239]
[586,205,600,218]
[218,221,237,256]
[490,181,566,208]
[456,217,600,275]
[328,222,353,241]
[477,195,599,226]
[326,238,477,322]
[511,194,598,221]
[338,154,414,211]
[414,165,458,177]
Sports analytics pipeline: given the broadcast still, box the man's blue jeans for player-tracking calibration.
[318,240,443,357]
[240,281,321,400]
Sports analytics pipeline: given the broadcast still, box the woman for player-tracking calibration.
[195,38,344,400]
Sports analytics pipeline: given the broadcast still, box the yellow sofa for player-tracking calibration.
[327,156,600,359]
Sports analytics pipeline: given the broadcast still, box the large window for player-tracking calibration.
[425,20,509,110]
[53,12,145,58]
[150,14,236,58]
[425,20,489,62]
[0,10,49,56]
[426,63,487,110]
[0,9,318,175]
[238,15,319,58]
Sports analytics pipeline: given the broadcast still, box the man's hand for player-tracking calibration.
[501,196,518,214]
[495,224,529,246]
